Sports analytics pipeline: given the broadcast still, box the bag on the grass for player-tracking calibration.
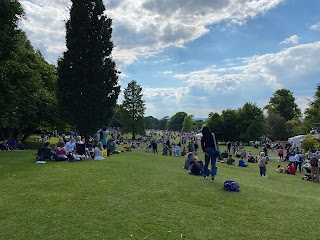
[223,180,240,192]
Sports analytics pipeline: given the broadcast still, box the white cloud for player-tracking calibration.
[19,0,284,65]
[141,42,320,117]
[280,35,300,45]
[310,23,320,31]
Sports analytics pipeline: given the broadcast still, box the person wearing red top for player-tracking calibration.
[278,148,284,161]
[286,162,296,175]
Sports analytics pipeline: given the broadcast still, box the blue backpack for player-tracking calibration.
[223,180,240,192]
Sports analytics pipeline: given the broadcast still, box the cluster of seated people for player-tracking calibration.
[183,152,213,176]
[0,138,26,151]
[36,136,115,163]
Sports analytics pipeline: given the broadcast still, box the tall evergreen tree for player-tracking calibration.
[57,0,120,137]
[0,0,24,61]
[120,80,146,139]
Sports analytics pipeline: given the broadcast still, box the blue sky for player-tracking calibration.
[20,0,320,118]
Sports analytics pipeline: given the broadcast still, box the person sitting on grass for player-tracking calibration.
[226,154,235,165]
[184,152,194,169]
[237,156,248,167]
[286,162,296,175]
[181,147,187,156]
[174,145,180,156]
[188,160,202,176]
[55,141,68,161]
[124,142,132,151]
[94,142,105,160]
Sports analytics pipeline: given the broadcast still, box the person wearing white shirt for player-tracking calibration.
[294,152,303,172]
[65,138,76,153]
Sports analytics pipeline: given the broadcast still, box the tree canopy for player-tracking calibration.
[264,89,301,121]
[0,2,58,140]
[57,0,120,137]
[120,80,145,139]
[167,112,187,131]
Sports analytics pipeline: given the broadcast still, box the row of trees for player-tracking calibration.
[136,87,320,143]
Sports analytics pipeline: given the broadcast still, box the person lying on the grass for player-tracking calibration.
[237,156,248,167]
[276,165,285,173]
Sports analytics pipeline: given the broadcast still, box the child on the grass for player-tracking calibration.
[257,152,268,178]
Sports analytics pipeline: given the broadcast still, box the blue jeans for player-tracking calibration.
[204,148,219,177]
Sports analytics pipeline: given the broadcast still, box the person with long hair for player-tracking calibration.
[201,126,219,181]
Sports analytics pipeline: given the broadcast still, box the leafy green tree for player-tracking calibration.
[304,84,320,131]
[109,104,122,128]
[285,118,304,137]
[193,120,204,132]
[120,80,145,139]
[167,112,187,131]
[145,116,159,129]
[57,0,120,137]
[220,109,239,141]
[0,0,24,61]
[157,116,169,130]
[237,103,264,143]
[182,115,193,132]
[206,112,223,141]
[0,28,59,141]
[264,89,301,121]
[265,113,288,140]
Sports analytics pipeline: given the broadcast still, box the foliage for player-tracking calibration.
[206,112,224,141]
[167,112,187,131]
[0,32,59,140]
[304,84,320,131]
[120,80,145,138]
[157,116,169,130]
[301,137,318,150]
[57,0,120,137]
[181,115,193,132]
[265,113,288,140]
[144,116,159,129]
[285,118,304,137]
[220,109,239,141]
[1,150,320,239]
[0,0,24,61]
[264,89,301,121]
[192,119,204,132]
[237,102,264,143]
[109,104,122,128]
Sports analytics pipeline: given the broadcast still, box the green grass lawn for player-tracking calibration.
[0,149,318,240]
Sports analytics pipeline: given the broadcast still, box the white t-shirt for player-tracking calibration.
[94,147,104,160]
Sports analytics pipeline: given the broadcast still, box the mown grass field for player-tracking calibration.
[0,148,318,240]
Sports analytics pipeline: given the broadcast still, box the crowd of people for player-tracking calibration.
[36,127,120,163]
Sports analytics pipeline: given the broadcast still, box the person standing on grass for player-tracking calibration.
[257,152,268,178]
[310,153,319,182]
[201,126,219,181]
